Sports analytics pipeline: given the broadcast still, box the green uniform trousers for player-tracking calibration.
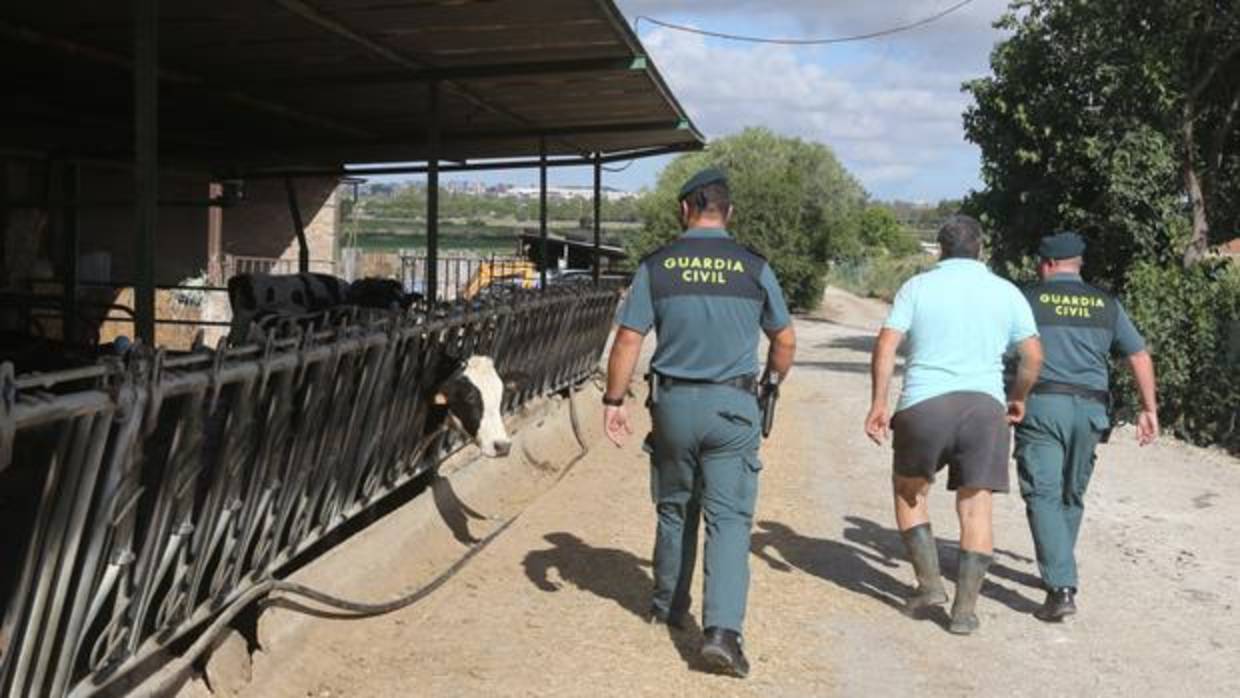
[646,382,762,633]
[1014,393,1110,590]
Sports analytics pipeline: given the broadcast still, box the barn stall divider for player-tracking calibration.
[0,284,623,698]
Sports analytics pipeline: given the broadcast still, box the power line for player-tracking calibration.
[602,159,637,173]
[633,0,978,46]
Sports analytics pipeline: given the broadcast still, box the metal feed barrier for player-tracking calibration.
[0,285,623,698]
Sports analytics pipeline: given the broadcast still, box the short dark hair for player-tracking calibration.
[936,214,983,259]
[686,182,731,216]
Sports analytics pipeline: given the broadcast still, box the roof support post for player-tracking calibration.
[592,153,602,286]
[539,137,548,292]
[61,161,80,341]
[283,177,309,273]
[426,81,441,304]
[207,181,223,284]
[133,0,158,345]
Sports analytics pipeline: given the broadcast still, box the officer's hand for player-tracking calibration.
[1006,399,1027,424]
[1137,410,1159,446]
[604,405,633,447]
[864,405,890,445]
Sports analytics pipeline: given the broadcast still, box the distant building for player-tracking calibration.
[494,184,635,202]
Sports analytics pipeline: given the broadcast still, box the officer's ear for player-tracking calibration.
[723,204,735,224]
[679,200,690,229]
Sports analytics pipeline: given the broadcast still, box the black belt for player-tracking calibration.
[654,372,758,394]
[1032,381,1110,405]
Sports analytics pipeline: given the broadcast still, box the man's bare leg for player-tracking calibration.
[956,488,993,553]
[893,475,947,614]
[893,475,930,531]
[950,487,995,634]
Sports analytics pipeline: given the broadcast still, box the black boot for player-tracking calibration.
[647,607,690,630]
[949,550,993,635]
[700,627,749,678]
[900,524,949,616]
[1034,587,1077,622]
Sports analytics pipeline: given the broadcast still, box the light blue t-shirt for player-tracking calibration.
[884,258,1038,412]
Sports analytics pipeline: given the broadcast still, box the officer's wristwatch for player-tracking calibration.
[602,394,624,407]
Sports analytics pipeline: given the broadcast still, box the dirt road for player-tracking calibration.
[229,287,1239,698]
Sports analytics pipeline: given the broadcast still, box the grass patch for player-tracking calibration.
[826,255,933,302]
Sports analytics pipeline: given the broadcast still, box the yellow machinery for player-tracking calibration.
[460,259,540,298]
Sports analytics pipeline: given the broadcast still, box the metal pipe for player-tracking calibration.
[539,137,548,292]
[133,0,158,346]
[426,81,441,304]
[62,161,80,341]
[0,197,234,210]
[593,153,602,286]
[232,142,704,180]
[283,177,309,273]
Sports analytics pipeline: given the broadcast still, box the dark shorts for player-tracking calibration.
[891,391,1010,492]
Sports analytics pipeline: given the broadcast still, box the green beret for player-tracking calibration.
[678,167,728,201]
[1038,231,1086,259]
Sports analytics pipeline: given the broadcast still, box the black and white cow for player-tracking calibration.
[227,272,518,457]
[432,354,520,458]
[226,272,421,345]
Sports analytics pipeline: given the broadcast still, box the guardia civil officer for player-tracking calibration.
[1017,232,1159,621]
[602,168,796,678]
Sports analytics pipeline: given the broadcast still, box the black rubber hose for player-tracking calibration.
[130,388,594,698]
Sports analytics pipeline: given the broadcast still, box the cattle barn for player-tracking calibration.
[0,2,702,697]
[0,0,702,348]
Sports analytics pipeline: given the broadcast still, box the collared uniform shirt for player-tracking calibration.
[884,258,1038,412]
[1023,272,1145,391]
[617,227,791,381]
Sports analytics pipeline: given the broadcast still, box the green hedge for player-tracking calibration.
[1118,261,1240,451]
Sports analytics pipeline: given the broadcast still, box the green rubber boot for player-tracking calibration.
[900,524,949,616]
[949,550,993,635]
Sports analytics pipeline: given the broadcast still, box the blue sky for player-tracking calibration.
[370,1,1012,204]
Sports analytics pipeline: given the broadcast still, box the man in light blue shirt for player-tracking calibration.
[865,215,1043,636]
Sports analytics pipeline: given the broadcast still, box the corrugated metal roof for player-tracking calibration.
[0,0,703,172]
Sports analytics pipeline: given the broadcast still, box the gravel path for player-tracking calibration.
[231,287,1239,698]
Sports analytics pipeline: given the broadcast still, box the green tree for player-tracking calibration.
[629,127,866,309]
[964,0,1240,278]
[964,0,1240,451]
[850,206,922,258]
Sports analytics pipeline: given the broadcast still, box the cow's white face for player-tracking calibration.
[437,356,513,458]
[462,356,510,457]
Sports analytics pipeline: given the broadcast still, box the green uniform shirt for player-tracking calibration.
[617,227,791,381]
[1024,273,1145,391]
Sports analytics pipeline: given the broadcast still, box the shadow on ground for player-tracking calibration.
[752,517,1043,628]
[522,532,718,673]
[431,473,490,545]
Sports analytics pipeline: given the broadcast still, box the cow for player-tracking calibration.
[432,354,520,458]
[226,272,422,345]
[227,272,518,458]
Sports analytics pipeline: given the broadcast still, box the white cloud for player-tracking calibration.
[616,0,1012,200]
